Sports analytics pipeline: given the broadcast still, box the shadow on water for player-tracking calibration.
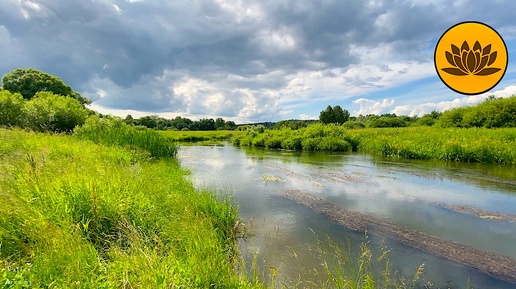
[178,143,516,289]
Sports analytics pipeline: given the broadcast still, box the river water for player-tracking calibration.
[177,144,516,289]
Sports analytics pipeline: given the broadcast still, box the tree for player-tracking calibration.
[138,115,159,129]
[215,117,226,130]
[2,68,91,105]
[319,105,334,124]
[332,105,350,124]
[320,105,350,124]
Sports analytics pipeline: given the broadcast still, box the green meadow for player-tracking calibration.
[159,130,244,142]
[233,124,516,164]
[0,127,259,288]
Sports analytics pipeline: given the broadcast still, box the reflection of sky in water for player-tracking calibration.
[177,145,516,289]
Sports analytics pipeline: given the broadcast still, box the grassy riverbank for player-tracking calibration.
[160,130,244,142]
[233,124,516,164]
[0,128,258,288]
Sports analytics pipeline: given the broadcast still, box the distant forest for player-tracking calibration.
[124,95,516,131]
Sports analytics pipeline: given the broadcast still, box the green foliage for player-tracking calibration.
[319,105,350,124]
[343,120,366,129]
[413,116,435,126]
[0,129,252,288]
[1,68,91,104]
[160,130,244,142]
[75,115,177,158]
[367,116,408,128]
[273,119,315,130]
[435,107,466,128]
[129,115,237,131]
[233,123,356,152]
[0,90,25,127]
[437,96,516,128]
[23,92,89,132]
[233,123,516,164]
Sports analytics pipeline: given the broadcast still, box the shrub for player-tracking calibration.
[318,136,352,151]
[343,121,365,129]
[0,90,25,127]
[23,92,89,132]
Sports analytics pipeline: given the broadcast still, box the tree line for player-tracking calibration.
[313,98,516,129]
[1,68,515,133]
[124,115,238,131]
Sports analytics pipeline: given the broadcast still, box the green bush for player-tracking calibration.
[0,90,25,127]
[23,92,89,132]
[343,120,365,129]
[367,117,408,128]
[317,136,352,151]
[281,136,303,150]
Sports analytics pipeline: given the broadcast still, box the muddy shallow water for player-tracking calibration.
[177,144,516,289]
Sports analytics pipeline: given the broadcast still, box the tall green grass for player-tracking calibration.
[0,127,476,288]
[233,123,356,152]
[0,128,256,288]
[233,124,516,164]
[75,115,177,158]
[159,130,244,142]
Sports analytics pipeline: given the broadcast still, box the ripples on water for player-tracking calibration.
[178,144,516,289]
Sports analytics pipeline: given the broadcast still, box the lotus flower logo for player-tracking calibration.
[442,41,501,76]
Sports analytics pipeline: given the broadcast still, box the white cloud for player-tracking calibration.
[251,26,298,54]
[299,114,318,120]
[353,98,395,115]
[2,0,516,122]
[391,85,516,116]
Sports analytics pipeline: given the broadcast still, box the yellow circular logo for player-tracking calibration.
[434,21,508,95]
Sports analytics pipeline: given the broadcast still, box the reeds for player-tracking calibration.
[233,124,516,164]
[75,115,177,159]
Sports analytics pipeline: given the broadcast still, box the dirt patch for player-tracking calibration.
[438,203,516,223]
[283,189,516,284]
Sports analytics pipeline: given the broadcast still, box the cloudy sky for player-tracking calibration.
[1,0,516,123]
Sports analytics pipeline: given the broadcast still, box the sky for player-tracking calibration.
[1,0,516,123]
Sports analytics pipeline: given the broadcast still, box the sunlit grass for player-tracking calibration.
[0,128,254,288]
[233,124,516,164]
[160,130,244,142]
[1,126,477,288]
[75,115,177,158]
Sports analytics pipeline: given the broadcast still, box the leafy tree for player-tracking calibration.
[428,110,442,119]
[319,105,334,124]
[319,105,350,124]
[124,114,134,125]
[137,115,159,129]
[196,118,215,130]
[215,117,226,130]
[273,119,314,130]
[332,105,350,124]
[172,116,193,130]
[0,90,25,127]
[23,92,89,132]
[435,107,466,128]
[225,121,237,130]
[1,68,91,105]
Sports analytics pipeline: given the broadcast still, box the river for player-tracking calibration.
[177,143,516,289]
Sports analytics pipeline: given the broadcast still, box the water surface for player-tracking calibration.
[178,144,516,289]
